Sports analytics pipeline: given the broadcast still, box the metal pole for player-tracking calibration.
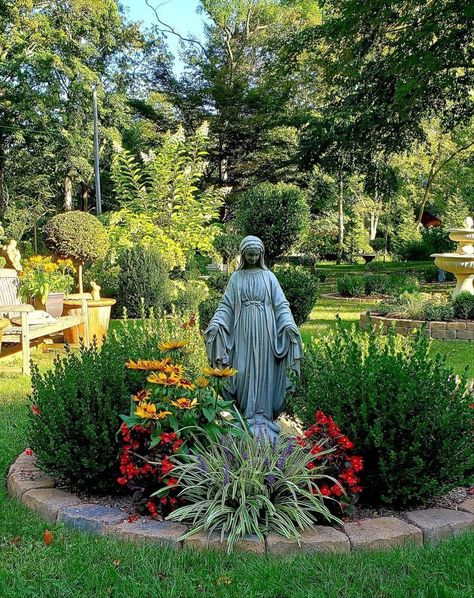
[92,82,102,215]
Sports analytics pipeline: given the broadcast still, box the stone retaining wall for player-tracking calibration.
[360,313,474,340]
[7,452,474,555]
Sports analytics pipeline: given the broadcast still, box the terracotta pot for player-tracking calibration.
[62,298,116,347]
[45,293,64,317]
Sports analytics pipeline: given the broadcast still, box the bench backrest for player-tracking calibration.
[0,269,21,312]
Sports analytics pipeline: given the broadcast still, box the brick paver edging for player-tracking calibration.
[7,452,474,555]
[360,313,474,340]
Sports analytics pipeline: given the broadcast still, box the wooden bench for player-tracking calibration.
[0,268,90,375]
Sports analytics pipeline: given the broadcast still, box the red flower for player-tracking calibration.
[315,410,329,425]
[310,444,323,455]
[24,448,34,456]
[146,500,157,514]
[339,436,354,450]
[349,456,364,472]
[319,485,332,496]
[160,497,168,505]
[161,457,174,475]
[128,514,139,523]
[166,477,179,486]
[31,405,41,416]
[160,432,177,444]
[330,483,344,497]
[172,440,183,453]
[306,461,316,470]
[117,477,128,486]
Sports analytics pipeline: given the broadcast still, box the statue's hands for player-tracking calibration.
[285,326,300,343]
[205,324,219,342]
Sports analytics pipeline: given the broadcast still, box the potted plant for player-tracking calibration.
[44,211,115,344]
[17,256,76,317]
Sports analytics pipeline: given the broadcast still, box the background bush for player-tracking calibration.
[235,182,309,266]
[336,274,365,297]
[453,292,474,320]
[116,245,170,318]
[288,322,473,508]
[275,265,318,326]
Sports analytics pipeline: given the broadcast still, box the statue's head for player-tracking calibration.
[238,236,267,270]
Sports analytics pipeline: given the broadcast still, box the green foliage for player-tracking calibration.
[363,274,389,296]
[116,246,170,319]
[168,278,209,313]
[199,294,222,331]
[109,125,223,270]
[235,183,309,265]
[336,275,365,298]
[289,322,473,507]
[45,211,109,264]
[378,292,455,321]
[453,293,474,320]
[422,302,455,322]
[165,434,339,553]
[388,273,420,295]
[274,265,318,326]
[213,232,241,264]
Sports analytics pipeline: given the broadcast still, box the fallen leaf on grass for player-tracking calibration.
[112,559,121,567]
[11,536,22,546]
[216,576,232,586]
[43,529,53,545]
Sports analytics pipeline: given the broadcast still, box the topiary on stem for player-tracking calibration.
[45,211,109,293]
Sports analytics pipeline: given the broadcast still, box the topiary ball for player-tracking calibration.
[45,211,109,264]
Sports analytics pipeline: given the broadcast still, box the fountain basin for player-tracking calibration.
[432,254,474,297]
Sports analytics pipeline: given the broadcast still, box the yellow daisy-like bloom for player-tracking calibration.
[135,401,171,420]
[147,372,180,386]
[125,358,171,371]
[195,376,209,389]
[133,389,151,402]
[202,366,238,378]
[171,397,198,410]
[164,363,184,377]
[44,262,58,273]
[159,340,188,352]
[175,378,195,391]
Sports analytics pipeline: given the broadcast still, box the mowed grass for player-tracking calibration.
[0,303,473,596]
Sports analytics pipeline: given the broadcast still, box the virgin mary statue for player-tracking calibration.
[204,236,302,437]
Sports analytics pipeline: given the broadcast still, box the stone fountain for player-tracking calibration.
[432,216,474,298]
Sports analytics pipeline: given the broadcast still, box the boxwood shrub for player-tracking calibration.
[288,321,473,508]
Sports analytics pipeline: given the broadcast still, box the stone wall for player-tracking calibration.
[360,313,474,340]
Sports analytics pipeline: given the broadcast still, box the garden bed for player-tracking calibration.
[8,451,474,555]
[321,293,385,303]
[360,313,474,340]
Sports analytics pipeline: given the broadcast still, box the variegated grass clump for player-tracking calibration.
[161,433,342,552]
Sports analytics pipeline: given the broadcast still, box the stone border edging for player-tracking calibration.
[360,313,474,340]
[7,451,474,555]
[320,293,384,303]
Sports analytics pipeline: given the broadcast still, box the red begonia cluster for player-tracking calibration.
[298,410,364,512]
[117,423,183,518]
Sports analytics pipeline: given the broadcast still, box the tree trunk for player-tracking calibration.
[0,137,6,219]
[369,212,379,240]
[64,175,73,211]
[81,182,89,212]
[336,173,344,265]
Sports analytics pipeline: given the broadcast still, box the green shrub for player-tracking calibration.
[235,182,309,266]
[206,272,230,294]
[369,238,386,253]
[289,322,473,508]
[377,292,428,319]
[275,265,318,326]
[165,434,339,553]
[315,271,327,283]
[198,294,221,330]
[364,274,389,295]
[422,302,455,321]
[168,278,209,313]
[423,265,440,283]
[388,273,420,295]
[453,292,474,320]
[365,261,387,273]
[336,274,365,297]
[116,246,170,319]
[28,314,207,493]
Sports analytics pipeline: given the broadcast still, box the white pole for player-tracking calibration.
[92,82,102,215]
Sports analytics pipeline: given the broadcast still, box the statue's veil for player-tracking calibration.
[237,235,268,270]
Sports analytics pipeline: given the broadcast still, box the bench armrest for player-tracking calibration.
[0,304,34,313]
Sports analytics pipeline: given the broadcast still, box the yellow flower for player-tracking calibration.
[126,358,172,371]
[164,363,184,377]
[171,397,198,410]
[195,376,209,389]
[175,378,195,391]
[135,400,171,420]
[147,372,180,386]
[133,389,151,402]
[44,262,58,273]
[159,340,188,352]
[202,366,238,378]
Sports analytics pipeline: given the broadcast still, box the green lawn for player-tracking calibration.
[1,300,473,596]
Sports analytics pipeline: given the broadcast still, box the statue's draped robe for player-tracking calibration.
[204,269,302,425]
